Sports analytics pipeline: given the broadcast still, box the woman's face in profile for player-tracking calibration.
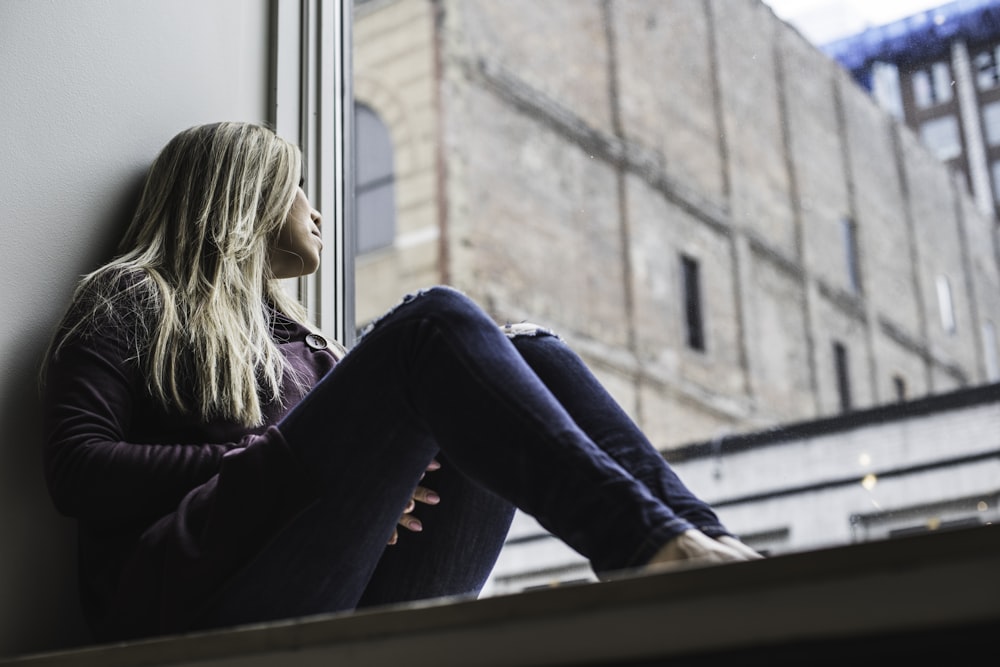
[269,187,323,278]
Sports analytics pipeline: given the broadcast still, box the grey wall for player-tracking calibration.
[0,0,273,656]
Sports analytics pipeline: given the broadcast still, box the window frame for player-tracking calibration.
[271,0,356,347]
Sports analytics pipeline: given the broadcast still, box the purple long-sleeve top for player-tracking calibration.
[41,300,338,639]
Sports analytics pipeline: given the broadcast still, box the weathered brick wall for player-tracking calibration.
[353,0,442,326]
[613,0,726,203]
[714,0,796,254]
[356,0,1000,448]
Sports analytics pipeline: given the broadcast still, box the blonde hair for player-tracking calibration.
[47,122,310,426]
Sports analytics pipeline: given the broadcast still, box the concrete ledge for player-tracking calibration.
[3,524,999,666]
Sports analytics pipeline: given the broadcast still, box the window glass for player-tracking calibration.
[982,101,1000,146]
[352,0,1000,587]
[912,69,933,108]
[918,115,963,161]
[841,217,860,293]
[993,160,1000,203]
[354,103,396,254]
[912,61,952,108]
[871,61,903,119]
[833,341,851,412]
[681,254,705,352]
[974,46,1000,90]
[937,275,957,334]
[984,321,1000,381]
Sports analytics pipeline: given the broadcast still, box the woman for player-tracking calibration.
[41,121,759,642]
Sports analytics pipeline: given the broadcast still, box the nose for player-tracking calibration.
[311,208,322,229]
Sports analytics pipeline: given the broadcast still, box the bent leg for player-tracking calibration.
[193,286,699,632]
[285,288,695,572]
[504,326,731,539]
[356,453,514,609]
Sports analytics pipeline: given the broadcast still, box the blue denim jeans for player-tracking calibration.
[192,286,728,630]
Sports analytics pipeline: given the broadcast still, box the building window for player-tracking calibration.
[892,375,907,402]
[911,61,953,108]
[841,217,861,294]
[354,102,397,255]
[918,115,963,161]
[973,46,1000,91]
[992,160,1000,204]
[983,101,1000,147]
[936,274,957,334]
[833,341,851,413]
[984,320,1000,382]
[681,254,705,352]
[871,61,903,120]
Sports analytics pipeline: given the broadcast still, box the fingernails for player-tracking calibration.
[408,519,423,532]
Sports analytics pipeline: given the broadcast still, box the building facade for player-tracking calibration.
[353,0,1000,591]
[823,0,1000,221]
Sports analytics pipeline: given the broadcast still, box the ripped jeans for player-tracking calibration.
[192,286,730,630]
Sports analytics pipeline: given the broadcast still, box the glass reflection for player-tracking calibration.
[352,0,1000,592]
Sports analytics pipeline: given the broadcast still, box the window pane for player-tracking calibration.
[353,0,1000,587]
[912,69,933,108]
[992,160,1000,203]
[974,47,1000,90]
[918,116,962,160]
[681,254,705,352]
[932,62,953,104]
[354,103,396,255]
[937,275,956,334]
[984,321,1000,381]
[982,101,1000,146]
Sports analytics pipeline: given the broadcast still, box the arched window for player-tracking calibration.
[354,102,396,254]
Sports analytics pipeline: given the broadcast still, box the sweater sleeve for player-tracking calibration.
[41,318,245,522]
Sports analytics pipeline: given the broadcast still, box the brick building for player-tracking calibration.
[354,0,1000,445]
[823,0,1000,220]
[352,0,1000,591]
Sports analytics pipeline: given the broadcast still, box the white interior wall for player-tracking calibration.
[0,0,274,656]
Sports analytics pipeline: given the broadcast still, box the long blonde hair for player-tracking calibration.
[47,122,310,426]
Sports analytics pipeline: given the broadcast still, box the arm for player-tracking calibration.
[41,318,246,523]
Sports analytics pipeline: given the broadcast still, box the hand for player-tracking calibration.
[388,459,442,545]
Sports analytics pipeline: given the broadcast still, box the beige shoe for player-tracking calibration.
[645,529,751,572]
[716,535,764,560]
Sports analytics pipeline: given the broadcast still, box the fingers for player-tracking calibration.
[411,484,440,506]
[388,463,442,546]
[420,458,442,481]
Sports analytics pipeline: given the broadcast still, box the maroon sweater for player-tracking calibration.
[41,302,337,639]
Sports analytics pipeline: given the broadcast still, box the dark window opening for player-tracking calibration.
[834,341,852,413]
[892,375,907,402]
[841,217,861,294]
[681,254,705,352]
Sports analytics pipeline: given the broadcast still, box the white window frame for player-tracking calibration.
[272,0,356,347]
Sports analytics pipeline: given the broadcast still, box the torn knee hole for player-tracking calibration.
[500,322,559,339]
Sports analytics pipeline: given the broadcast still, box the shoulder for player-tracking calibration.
[53,267,160,358]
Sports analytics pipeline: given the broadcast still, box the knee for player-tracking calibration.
[361,285,484,338]
[500,322,560,340]
[408,285,481,320]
